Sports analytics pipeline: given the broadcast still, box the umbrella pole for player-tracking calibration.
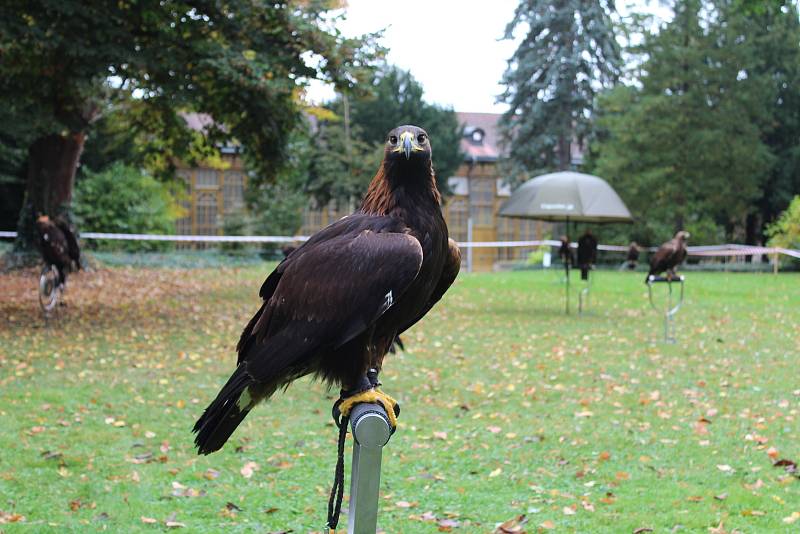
[565,216,570,315]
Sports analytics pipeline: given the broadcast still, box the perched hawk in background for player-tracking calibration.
[647,231,690,281]
[35,215,81,287]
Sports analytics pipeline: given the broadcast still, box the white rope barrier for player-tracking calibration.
[1,230,798,259]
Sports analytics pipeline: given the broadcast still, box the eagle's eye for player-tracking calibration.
[417,133,427,144]
[389,135,398,144]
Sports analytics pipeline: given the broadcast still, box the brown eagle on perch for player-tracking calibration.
[646,231,690,282]
[194,125,461,454]
[35,215,81,287]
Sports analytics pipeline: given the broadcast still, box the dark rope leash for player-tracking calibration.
[326,398,349,532]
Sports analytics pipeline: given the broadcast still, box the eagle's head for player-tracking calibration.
[384,125,431,164]
[676,231,690,242]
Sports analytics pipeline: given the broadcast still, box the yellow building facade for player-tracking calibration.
[176,112,548,269]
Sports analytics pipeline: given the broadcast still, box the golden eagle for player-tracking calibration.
[646,231,690,282]
[35,215,81,287]
[194,125,461,454]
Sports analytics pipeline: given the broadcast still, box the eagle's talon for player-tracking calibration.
[336,388,399,430]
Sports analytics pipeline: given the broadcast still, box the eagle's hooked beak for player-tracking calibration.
[393,131,423,159]
[402,133,413,159]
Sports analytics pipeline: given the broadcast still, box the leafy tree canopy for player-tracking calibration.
[767,195,800,250]
[589,0,781,244]
[1,0,382,250]
[1,0,381,180]
[346,65,464,193]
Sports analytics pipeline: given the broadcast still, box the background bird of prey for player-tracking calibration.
[194,125,461,455]
[646,231,690,282]
[35,215,81,288]
[577,229,598,281]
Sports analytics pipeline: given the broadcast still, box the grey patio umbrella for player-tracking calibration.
[499,171,633,313]
[499,171,633,223]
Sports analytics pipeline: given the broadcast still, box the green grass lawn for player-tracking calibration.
[1,266,799,533]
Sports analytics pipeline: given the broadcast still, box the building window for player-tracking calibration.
[223,171,245,213]
[195,169,218,189]
[496,216,516,261]
[446,198,468,242]
[195,192,218,235]
[175,170,192,235]
[469,178,494,227]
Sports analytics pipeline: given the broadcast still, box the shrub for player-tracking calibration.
[767,195,800,250]
[74,163,183,251]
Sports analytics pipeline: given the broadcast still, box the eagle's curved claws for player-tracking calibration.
[336,388,399,430]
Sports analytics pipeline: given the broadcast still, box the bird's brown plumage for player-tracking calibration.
[194,125,461,454]
[646,231,690,281]
[35,215,81,285]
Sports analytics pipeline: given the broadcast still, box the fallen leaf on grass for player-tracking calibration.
[437,518,460,531]
[165,512,185,528]
[783,512,800,524]
[493,514,528,533]
[599,492,616,505]
[741,509,766,517]
[773,458,798,475]
[0,511,26,523]
[716,464,734,473]
[744,479,764,491]
[240,461,259,479]
[633,528,653,534]
[395,501,417,509]
[141,516,157,524]
[433,431,448,440]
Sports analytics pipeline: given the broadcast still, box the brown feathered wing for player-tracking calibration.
[194,215,424,453]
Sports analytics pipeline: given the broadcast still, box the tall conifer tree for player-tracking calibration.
[499,0,621,177]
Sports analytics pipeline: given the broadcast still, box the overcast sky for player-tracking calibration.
[305,0,672,114]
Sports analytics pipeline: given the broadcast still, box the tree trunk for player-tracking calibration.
[744,212,759,263]
[557,133,571,171]
[14,131,86,251]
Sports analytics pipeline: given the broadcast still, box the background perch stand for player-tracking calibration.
[347,402,393,534]
[647,275,685,343]
[578,271,592,315]
[38,264,62,318]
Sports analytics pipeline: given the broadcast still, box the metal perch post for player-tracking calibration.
[578,272,592,315]
[647,275,685,343]
[347,402,393,534]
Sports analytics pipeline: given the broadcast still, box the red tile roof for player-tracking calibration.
[456,111,504,162]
